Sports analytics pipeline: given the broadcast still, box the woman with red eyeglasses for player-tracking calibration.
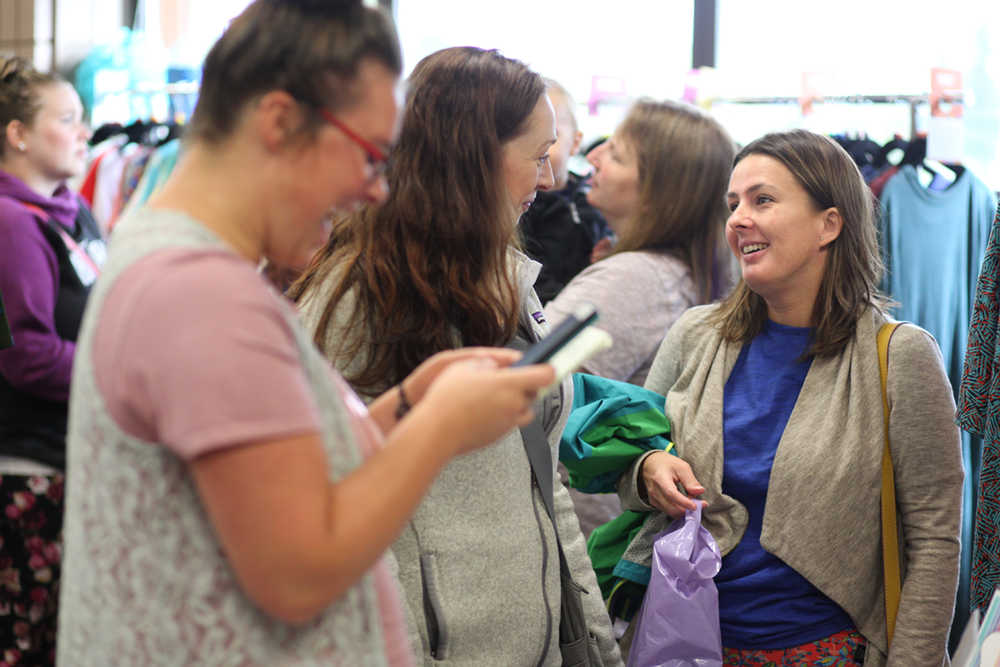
[55,2,554,665]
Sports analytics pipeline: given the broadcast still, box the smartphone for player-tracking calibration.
[513,304,599,367]
[514,304,613,391]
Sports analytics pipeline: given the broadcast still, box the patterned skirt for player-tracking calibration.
[0,473,64,667]
[723,629,867,666]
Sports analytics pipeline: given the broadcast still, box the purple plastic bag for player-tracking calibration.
[626,504,722,667]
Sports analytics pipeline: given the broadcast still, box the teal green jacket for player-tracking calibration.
[559,373,671,620]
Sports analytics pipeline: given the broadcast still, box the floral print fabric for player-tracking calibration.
[722,629,866,666]
[0,474,63,666]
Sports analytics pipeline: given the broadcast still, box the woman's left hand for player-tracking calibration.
[640,450,707,517]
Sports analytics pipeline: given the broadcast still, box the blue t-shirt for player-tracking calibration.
[717,320,853,648]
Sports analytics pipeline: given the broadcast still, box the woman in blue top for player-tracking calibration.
[626,130,962,665]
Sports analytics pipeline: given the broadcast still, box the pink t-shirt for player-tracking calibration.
[92,247,412,666]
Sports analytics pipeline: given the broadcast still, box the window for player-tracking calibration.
[394,0,695,145]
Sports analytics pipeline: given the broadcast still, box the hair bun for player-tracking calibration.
[0,56,30,84]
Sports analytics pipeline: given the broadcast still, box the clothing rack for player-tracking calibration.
[709,93,959,140]
[129,81,200,95]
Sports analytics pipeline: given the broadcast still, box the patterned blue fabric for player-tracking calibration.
[958,201,1000,611]
[881,167,996,633]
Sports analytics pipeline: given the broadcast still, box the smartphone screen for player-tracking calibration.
[513,304,598,367]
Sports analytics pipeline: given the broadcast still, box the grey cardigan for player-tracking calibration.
[619,304,962,667]
[298,252,622,667]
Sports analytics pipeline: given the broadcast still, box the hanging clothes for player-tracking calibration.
[880,164,995,380]
[879,164,997,639]
[76,129,182,233]
[119,137,181,216]
[958,201,1000,612]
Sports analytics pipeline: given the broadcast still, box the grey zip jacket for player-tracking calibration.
[299,251,622,667]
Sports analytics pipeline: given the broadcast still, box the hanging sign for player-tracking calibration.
[588,75,627,116]
[927,67,964,164]
[799,72,824,116]
[930,68,963,118]
[683,67,719,110]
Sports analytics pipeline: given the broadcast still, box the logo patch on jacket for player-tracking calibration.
[531,311,546,324]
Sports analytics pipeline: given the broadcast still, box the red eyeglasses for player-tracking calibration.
[318,108,389,179]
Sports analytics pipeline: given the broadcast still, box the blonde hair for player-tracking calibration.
[0,57,63,158]
[612,98,735,302]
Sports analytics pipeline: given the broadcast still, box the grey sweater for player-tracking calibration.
[298,252,622,667]
[619,304,961,667]
[545,250,697,386]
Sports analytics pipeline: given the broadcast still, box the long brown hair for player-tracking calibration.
[289,47,545,394]
[611,99,735,302]
[712,129,887,356]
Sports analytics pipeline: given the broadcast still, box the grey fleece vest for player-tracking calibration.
[57,208,390,666]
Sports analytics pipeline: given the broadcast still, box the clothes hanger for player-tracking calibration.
[876,135,909,168]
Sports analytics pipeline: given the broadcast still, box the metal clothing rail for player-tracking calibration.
[129,81,200,95]
[709,93,962,140]
[710,94,933,105]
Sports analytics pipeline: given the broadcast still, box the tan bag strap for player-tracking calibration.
[878,322,902,646]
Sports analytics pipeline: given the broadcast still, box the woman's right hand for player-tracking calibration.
[416,358,555,457]
[640,450,706,517]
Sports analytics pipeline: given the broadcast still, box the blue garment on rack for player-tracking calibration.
[880,164,997,637]
[122,139,181,214]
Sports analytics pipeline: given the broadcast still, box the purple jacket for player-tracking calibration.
[0,170,81,401]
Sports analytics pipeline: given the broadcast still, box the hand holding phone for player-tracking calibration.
[514,304,612,391]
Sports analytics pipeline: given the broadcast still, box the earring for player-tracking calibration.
[17,142,25,151]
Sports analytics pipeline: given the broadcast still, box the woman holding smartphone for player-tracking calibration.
[292,46,622,667]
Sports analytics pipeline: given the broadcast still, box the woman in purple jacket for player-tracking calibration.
[0,56,102,664]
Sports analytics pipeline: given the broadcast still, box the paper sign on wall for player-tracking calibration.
[927,67,964,164]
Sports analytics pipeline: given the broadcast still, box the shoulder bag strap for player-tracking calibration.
[521,418,557,522]
[878,321,902,645]
[509,331,559,522]
[520,418,592,660]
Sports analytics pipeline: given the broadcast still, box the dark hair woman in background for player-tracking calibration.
[293,46,622,666]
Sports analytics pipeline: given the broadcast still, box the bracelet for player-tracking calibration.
[395,382,413,420]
